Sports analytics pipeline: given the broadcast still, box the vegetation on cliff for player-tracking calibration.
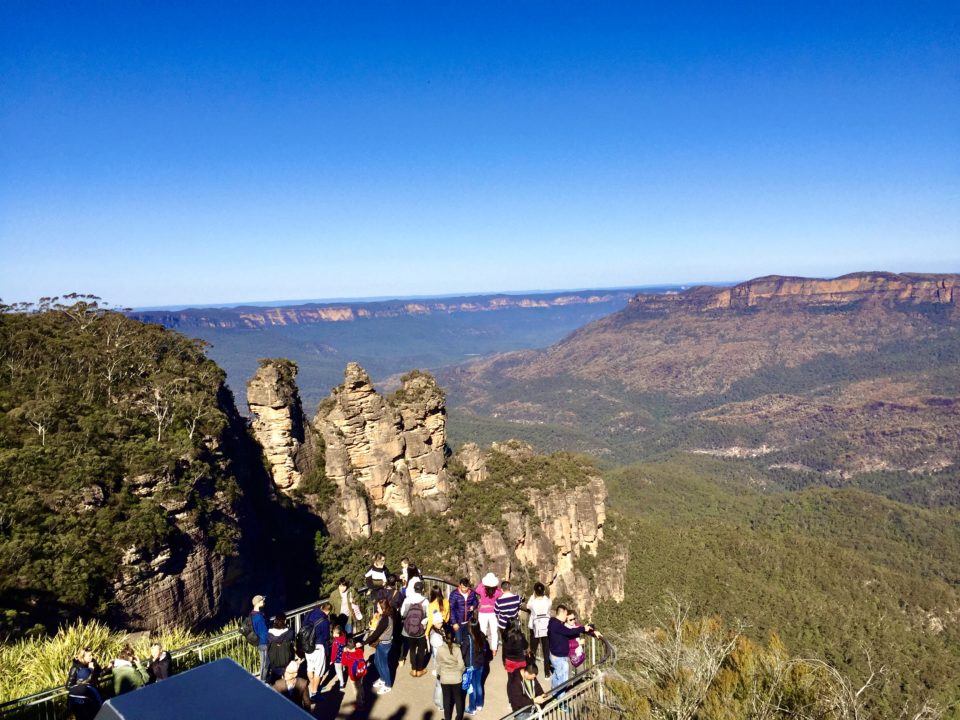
[0,298,246,637]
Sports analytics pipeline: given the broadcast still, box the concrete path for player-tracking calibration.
[310,652,525,720]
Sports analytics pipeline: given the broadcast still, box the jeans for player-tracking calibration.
[374,642,392,688]
[466,664,484,712]
[455,624,471,647]
[550,654,569,689]
[258,644,269,681]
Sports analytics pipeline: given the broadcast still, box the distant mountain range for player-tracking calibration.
[443,272,960,495]
[135,288,665,411]
[130,288,673,329]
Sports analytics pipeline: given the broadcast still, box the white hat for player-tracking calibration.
[481,572,499,587]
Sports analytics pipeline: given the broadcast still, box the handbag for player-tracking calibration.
[352,602,363,621]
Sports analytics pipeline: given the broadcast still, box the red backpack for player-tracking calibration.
[350,657,368,680]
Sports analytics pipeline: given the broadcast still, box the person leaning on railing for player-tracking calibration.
[507,661,550,715]
[546,605,601,689]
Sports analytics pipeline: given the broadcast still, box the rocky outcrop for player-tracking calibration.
[247,359,315,492]
[315,363,451,536]
[629,272,960,312]
[455,443,626,617]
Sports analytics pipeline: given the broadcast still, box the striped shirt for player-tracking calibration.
[495,592,522,630]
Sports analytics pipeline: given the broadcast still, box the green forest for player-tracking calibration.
[0,298,246,636]
[594,455,960,717]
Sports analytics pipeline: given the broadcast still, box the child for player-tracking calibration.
[341,638,367,710]
[330,624,347,689]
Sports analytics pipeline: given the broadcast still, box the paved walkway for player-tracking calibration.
[311,652,524,720]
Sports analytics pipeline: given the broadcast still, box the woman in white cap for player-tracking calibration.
[475,572,503,656]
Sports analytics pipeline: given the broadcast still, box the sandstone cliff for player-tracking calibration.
[455,442,626,616]
[314,363,451,536]
[629,272,960,312]
[247,359,317,492]
[131,290,635,329]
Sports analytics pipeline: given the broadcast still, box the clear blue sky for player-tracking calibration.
[2,2,958,308]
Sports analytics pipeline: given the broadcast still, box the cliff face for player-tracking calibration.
[314,363,451,536]
[246,360,316,492]
[456,442,626,616]
[131,290,634,329]
[629,272,960,312]
[109,399,269,631]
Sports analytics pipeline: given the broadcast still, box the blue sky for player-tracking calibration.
[1,2,958,308]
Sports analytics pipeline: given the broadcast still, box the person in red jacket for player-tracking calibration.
[341,637,368,710]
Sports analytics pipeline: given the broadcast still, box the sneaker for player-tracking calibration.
[376,685,392,695]
[475,706,483,713]
[398,659,406,667]
[373,679,384,689]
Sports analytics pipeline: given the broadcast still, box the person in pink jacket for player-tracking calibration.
[476,572,504,655]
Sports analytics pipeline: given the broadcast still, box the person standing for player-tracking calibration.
[267,614,295,681]
[364,552,389,596]
[401,580,430,676]
[495,580,522,633]
[476,573,503,657]
[461,621,489,715]
[436,626,466,720]
[502,623,529,674]
[526,583,552,678]
[546,605,598,689]
[108,645,148,696]
[330,624,348,689]
[146,641,170,682]
[449,577,479,646]
[250,594,270,682]
[367,598,395,695]
[330,577,356,635]
[340,638,368,711]
[303,601,332,699]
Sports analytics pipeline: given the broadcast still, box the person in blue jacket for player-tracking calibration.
[448,577,479,646]
[250,595,270,681]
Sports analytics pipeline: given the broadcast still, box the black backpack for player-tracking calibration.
[298,619,317,650]
[242,615,260,646]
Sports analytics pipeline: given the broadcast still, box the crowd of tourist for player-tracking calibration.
[257,555,603,719]
[63,553,601,720]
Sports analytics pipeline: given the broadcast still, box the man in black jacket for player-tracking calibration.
[507,662,550,714]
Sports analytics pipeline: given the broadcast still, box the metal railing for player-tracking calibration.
[0,576,619,719]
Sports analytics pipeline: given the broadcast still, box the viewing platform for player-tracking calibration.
[0,577,617,720]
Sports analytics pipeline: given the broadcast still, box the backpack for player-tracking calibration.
[533,612,550,638]
[350,657,367,680]
[403,602,426,637]
[297,620,317,651]
[242,615,260,646]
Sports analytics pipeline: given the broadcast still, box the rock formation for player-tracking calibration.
[455,442,626,616]
[314,363,451,536]
[247,359,316,492]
